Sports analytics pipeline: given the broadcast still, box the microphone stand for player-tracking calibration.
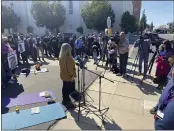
[76,63,114,124]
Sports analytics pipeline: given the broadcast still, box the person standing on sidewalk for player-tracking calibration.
[59,43,76,109]
[117,32,129,77]
[36,36,44,61]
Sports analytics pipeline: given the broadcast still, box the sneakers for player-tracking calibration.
[150,106,158,114]
[157,85,163,90]
[8,79,15,84]
[116,73,122,76]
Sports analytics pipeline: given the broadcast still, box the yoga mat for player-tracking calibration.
[20,68,49,75]
[2,103,66,130]
[2,91,56,108]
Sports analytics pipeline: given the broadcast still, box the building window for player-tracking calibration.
[69,0,73,15]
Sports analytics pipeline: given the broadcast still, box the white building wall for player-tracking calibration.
[2,1,133,36]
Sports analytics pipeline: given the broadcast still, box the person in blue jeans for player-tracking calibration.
[152,56,174,130]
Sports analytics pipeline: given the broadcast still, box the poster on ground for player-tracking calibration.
[8,50,18,70]
[18,40,25,53]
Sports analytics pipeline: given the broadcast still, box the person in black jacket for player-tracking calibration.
[19,35,29,64]
[50,36,59,58]
[92,40,101,64]
[42,36,49,57]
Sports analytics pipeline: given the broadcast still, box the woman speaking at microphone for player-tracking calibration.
[59,43,76,109]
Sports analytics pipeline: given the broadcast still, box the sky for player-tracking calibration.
[140,1,174,28]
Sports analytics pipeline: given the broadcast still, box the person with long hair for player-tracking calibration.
[59,43,76,108]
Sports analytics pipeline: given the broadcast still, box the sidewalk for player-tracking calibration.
[51,58,161,130]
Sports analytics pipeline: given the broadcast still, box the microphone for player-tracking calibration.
[75,55,88,69]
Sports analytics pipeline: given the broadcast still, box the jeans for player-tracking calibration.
[37,46,44,59]
[155,100,174,130]
[62,81,75,102]
[138,54,149,75]
[93,51,98,63]
[119,52,128,74]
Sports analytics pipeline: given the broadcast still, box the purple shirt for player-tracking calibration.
[1,43,13,54]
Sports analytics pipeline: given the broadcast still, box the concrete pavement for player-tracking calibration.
[51,58,161,130]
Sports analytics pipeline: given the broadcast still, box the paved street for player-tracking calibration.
[50,57,161,130]
[2,57,101,130]
[159,34,174,41]
[2,55,161,130]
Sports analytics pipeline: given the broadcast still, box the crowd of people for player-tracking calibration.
[1,31,174,129]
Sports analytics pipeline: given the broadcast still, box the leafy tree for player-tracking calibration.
[139,9,147,33]
[150,21,154,31]
[81,0,115,32]
[31,1,66,32]
[2,5,20,34]
[146,24,150,29]
[76,27,83,34]
[120,11,137,33]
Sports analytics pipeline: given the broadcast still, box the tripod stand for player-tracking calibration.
[140,47,159,84]
[77,65,114,124]
[127,39,143,82]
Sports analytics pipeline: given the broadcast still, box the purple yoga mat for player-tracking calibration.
[2,91,56,108]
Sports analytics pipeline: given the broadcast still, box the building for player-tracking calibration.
[2,1,135,36]
[167,21,174,30]
[132,0,142,21]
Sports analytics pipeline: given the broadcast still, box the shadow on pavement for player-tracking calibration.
[124,74,162,95]
[68,109,122,130]
[69,110,102,130]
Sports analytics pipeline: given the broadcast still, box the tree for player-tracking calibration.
[146,24,150,29]
[139,9,147,33]
[76,27,83,34]
[27,26,34,33]
[81,1,115,32]
[31,1,66,32]
[2,5,20,34]
[150,21,154,31]
[120,11,138,33]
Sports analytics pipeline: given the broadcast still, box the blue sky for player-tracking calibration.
[141,1,174,27]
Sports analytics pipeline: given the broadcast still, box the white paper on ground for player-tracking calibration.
[31,107,40,114]
[40,68,48,72]
[39,91,50,97]
[39,91,46,97]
